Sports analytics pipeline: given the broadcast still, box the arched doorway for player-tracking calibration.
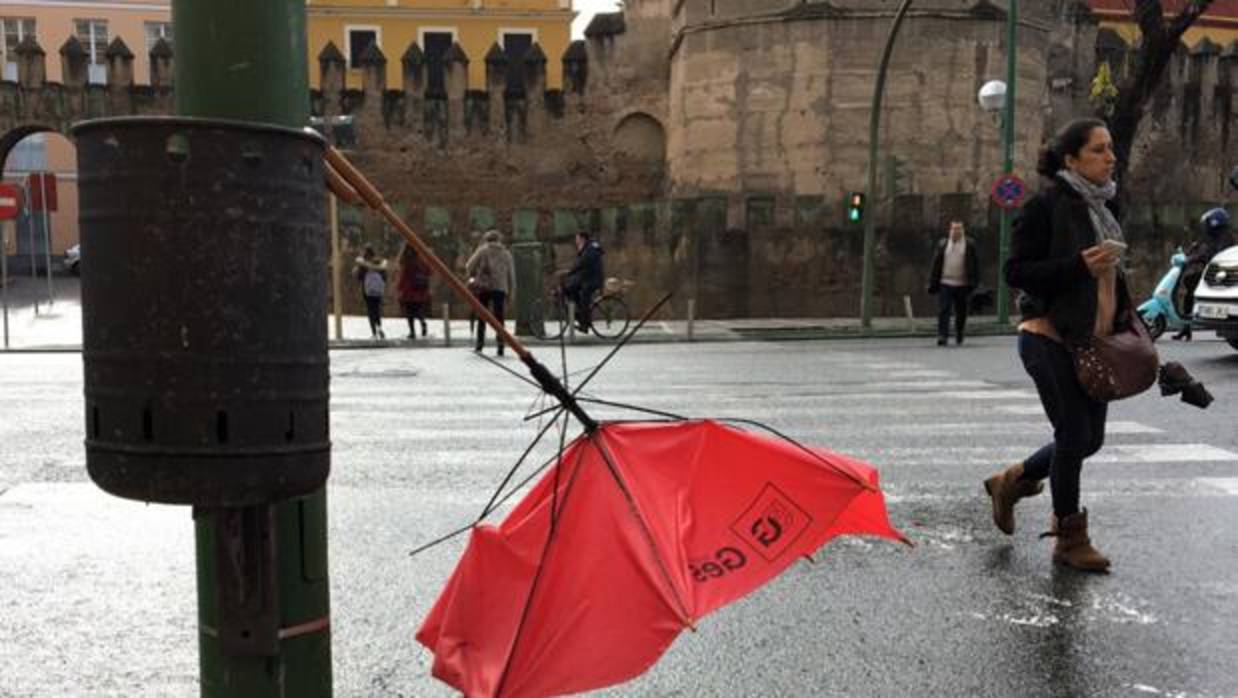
[0,124,79,330]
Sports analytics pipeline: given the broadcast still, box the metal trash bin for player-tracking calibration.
[74,117,330,506]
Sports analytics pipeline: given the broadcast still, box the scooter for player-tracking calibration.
[1137,247,1189,340]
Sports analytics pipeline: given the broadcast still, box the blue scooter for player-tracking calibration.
[1137,248,1189,340]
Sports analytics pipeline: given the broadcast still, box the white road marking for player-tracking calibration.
[850,444,1238,465]
[1195,478,1238,495]
[884,370,957,379]
[843,421,1160,437]
[937,390,1038,400]
[997,405,1046,415]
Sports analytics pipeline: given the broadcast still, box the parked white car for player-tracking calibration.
[1192,244,1238,351]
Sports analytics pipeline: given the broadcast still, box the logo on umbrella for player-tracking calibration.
[733,484,813,562]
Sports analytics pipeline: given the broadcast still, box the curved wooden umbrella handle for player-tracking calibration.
[323,145,532,362]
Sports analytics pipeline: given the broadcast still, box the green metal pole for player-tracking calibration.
[173,2,332,697]
[860,0,914,329]
[997,0,1017,325]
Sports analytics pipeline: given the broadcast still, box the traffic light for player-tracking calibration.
[846,192,865,223]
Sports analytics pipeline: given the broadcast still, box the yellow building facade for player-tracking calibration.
[1,1,173,255]
[1089,1,1238,48]
[306,0,574,91]
[0,0,171,85]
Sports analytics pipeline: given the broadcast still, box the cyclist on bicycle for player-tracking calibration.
[561,231,605,332]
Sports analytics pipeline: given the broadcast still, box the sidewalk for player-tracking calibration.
[0,275,1017,352]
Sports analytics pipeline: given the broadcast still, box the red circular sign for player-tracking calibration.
[990,174,1026,210]
[0,183,21,220]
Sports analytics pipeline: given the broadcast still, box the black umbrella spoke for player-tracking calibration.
[574,397,689,422]
[569,293,672,398]
[477,351,542,390]
[589,435,694,628]
[715,417,872,491]
[408,520,476,558]
[494,438,591,698]
[479,406,570,521]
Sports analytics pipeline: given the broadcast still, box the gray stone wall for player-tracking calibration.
[1,3,1233,320]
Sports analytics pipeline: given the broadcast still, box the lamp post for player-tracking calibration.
[976,1,1018,325]
[859,0,915,329]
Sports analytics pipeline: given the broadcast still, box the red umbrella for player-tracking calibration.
[323,150,907,698]
[416,420,905,697]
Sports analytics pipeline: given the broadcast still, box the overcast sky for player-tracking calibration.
[572,0,622,39]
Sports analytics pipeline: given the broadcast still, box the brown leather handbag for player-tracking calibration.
[1071,309,1159,402]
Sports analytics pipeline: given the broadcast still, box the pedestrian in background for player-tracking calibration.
[987,117,1125,573]
[927,220,980,346]
[396,242,432,340]
[561,231,605,332]
[354,245,389,340]
[466,229,516,356]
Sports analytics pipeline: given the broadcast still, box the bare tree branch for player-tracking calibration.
[1102,0,1216,206]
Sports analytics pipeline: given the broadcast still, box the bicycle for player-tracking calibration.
[531,277,631,341]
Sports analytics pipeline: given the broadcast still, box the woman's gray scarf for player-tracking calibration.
[1058,169,1124,245]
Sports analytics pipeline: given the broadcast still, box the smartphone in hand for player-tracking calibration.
[1098,239,1127,256]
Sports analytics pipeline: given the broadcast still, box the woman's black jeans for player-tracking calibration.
[364,294,383,335]
[475,290,507,353]
[1017,331,1108,518]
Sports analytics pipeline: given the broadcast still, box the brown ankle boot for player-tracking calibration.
[1045,509,1110,573]
[983,462,1044,534]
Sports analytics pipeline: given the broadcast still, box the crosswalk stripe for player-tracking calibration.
[997,405,1047,415]
[845,443,1238,465]
[1196,478,1238,495]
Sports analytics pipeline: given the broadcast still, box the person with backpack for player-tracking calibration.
[354,245,389,340]
[397,242,433,340]
[465,229,516,356]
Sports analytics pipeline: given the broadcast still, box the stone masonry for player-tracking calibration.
[1,1,1235,319]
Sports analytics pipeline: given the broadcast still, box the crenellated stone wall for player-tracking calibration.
[2,0,1235,320]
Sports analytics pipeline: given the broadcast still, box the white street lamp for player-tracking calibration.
[978,79,1007,113]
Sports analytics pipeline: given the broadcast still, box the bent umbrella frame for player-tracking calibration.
[323,147,910,697]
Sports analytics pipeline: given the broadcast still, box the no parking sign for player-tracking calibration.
[990,174,1026,210]
[0,183,21,220]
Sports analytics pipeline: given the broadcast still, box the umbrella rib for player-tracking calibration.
[493,441,591,698]
[568,292,672,398]
[479,406,572,521]
[410,432,594,558]
[408,521,476,558]
[478,352,542,390]
[715,417,877,492]
[518,293,672,424]
[588,435,695,628]
[549,394,572,530]
[574,397,689,421]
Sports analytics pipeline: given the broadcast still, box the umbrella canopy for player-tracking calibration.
[417,419,906,697]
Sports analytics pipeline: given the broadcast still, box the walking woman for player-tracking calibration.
[354,245,389,340]
[465,229,516,356]
[985,118,1127,573]
[396,242,432,340]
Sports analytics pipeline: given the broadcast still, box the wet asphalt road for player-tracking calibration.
[2,335,1237,697]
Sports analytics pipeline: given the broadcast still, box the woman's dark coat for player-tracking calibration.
[1004,178,1131,346]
